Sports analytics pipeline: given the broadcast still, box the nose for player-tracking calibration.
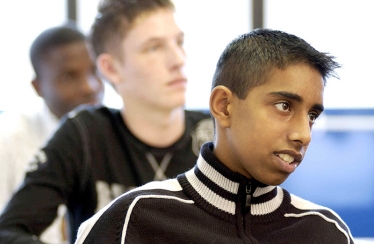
[168,43,186,70]
[288,115,312,147]
[81,73,104,103]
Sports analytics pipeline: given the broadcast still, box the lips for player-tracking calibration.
[276,154,294,164]
[275,151,303,165]
[168,77,187,86]
[272,150,303,176]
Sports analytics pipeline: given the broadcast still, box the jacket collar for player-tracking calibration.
[178,142,291,223]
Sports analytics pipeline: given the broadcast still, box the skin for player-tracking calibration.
[98,8,187,147]
[211,63,324,186]
[32,41,104,119]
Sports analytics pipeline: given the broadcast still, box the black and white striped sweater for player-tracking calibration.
[75,142,354,244]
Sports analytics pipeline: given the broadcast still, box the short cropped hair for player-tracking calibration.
[212,28,341,99]
[90,0,174,61]
[30,24,85,77]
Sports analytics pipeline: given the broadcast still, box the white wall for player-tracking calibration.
[0,0,66,112]
[1,1,373,112]
[265,0,374,109]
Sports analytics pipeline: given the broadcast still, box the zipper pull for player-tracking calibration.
[245,183,252,209]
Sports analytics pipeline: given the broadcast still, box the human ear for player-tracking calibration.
[96,53,122,86]
[209,85,233,128]
[31,78,42,97]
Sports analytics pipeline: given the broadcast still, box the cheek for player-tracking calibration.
[40,83,60,99]
[50,85,79,105]
[125,56,157,77]
[230,113,258,148]
[122,64,151,89]
[51,91,72,106]
[237,112,283,153]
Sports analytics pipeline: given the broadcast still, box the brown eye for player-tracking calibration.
[308,112,319,124]
[275,102,290,112]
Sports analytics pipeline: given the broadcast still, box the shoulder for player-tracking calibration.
[57,105,120,133]
[0,111,35,134]
[41,105,120,154]
[288,193,345,222]
[0,100,55,131]
[0,112,22,136]
[104,178,186,214]
[289,193,339,215]
[75,179,189,243]
[0,110,43,146]
[288,193,353,241]
[64,104,117,122]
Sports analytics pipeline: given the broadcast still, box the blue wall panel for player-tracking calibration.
[282,129,374,237]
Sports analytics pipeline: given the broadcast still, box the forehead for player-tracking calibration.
[265,64,323,86]
[123,8,181,45]
[44,42,90,63]
[38,42,91,76]
[250,64,324,102]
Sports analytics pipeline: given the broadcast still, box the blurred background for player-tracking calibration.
[0,0,373,240]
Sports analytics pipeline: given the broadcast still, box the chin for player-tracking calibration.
[166,98,185,109]
[260,175,289,186]
[272,176,289,186]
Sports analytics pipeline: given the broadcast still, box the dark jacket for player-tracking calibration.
[76,142,354,244]
[0,105,213,243]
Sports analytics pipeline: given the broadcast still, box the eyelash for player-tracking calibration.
[147,44,161,52]
[308,112,319,124]
[146,37,184,52]
[177,38,184,47]
[274,102,320,124]
[275,102,290,112]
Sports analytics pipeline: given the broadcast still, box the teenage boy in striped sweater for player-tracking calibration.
[74,29,354,244]
[76,29,353,244]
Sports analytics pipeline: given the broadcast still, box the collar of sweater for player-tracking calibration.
[177,142,291,224]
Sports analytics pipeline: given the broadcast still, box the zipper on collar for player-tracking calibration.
[236,180,261,244]
[237,181,258,243]
[245,183,252,209]
[239,181,254,215]
[245,182,252,213]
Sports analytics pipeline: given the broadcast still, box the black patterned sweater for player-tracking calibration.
[75,142,354,244]
[0,105,214,244]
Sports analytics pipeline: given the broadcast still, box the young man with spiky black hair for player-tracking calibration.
[75,29,354,244]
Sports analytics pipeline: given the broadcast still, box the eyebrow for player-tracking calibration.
[269,91,324,112]
[142,31,184,45]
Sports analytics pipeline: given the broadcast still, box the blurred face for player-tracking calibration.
[34,41,104,118]
[114,8,186,111]
[217,64,324,185]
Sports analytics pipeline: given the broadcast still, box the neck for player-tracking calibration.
[121,105,185,148]
[181,143,283,221]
